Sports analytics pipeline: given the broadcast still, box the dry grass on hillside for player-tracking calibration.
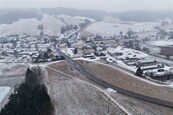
[78,60,173,103]
[47,61,92,82]
[46,61,173,115]
[45,67,126,115]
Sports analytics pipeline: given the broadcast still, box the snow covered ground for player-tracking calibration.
[0,14,84,36]
[148,40,173,47]
[74,16,95,22]
[86,21,159,36]
[116,60,137,72]
[0,63,16,74]
[146,55,173,66]
[106,88,117,93]
[0,87,11,103]
[57,15,85,25]
[107,46,148,60]
[60,48,75,57]
[75,57,100,62]
[103,16,129,24]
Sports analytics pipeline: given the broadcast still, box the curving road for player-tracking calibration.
[53,45,173,108]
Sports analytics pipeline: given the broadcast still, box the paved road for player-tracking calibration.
[52,22,173,108]
[53,45,173,108]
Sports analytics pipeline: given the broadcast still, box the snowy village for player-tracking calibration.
[1,4,173,115]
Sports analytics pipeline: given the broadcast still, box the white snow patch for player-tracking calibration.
[0,87,11,103]
[60,48,75,57]
[149,40,173,47]
[57,15,85,25]
[74,16,95,22]
[116,60,136,72]
[0,14,84,36]
[75,57,100,62]
[86,21,159,36]
[106,88,117,93]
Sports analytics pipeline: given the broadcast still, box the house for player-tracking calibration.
[37,44,49,51]
[94,51,106,57]
[141,64,164,71]
[96,46,103,51]
[84,48,95,55]
[83,54,95,58]
[137,60,157,67]
[59,43,67,49]
[106,58,114,63]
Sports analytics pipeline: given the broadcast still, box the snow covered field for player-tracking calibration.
[74,16,95,22]
[86,21,159,36]
[57,15,85,25]
[0,14,84,36]
[0,63,16,74]
[0,87,11,103]
[149,40,173,47]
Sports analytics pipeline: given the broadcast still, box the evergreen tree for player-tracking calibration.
[0,68,54,115]
[136,67,143,76]
[73,48,78,55]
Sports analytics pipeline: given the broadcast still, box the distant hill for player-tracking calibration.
[110,10,173,22]
[0,7,173,24]
[0,8,173,25]
[0,9,42,25]
[41,8,173,22]
[0,14,84,36]
[41,7,107,21]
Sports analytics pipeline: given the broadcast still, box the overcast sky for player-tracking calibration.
[0,0,173,12]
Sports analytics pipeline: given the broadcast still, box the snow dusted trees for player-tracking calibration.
[38,24,44,37]
[0,67,54,115]
[61,24,78,34]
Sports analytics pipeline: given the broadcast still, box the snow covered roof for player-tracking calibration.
[107,46,148,60]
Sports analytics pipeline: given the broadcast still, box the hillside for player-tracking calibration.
[1,8,173,25]
[46,61,173,115]
[45,66,126,115]
[0,14,84,36]
[0,9,42,25]
[110,10,173,22]
[85,21,159,36]
[41,7,107,21]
